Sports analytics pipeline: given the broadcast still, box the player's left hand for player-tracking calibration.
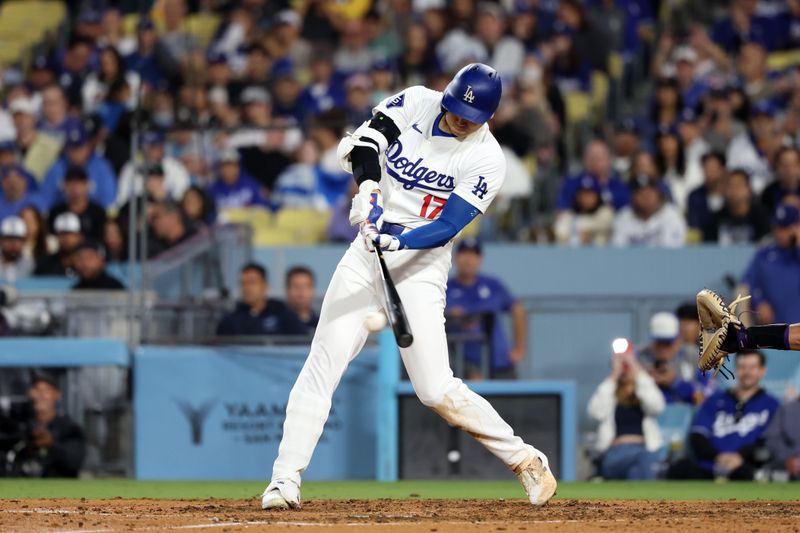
[360,222,401,252]
[349,181,383,227]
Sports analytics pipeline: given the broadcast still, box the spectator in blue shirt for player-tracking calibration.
[124,18,175,90]
[711,0,775,53]
[672,46,707,112]
[687,152,727,237]
[217,262,308,336]
[207,148,268,210]
[299,52,346,116]
[0,164,45,220]
[445,238,527,379]
[668,350,779,480]
[741,202,800,324]
[638,312,700,404]
[41,121,117,209]
[776,1,800,50]
[557,140,630,211]
[761,146,800,216]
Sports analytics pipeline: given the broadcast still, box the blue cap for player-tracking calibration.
[679,107,698,123]
[372,57,395,72]
[656,123,679,137]
[577,175,602,193]
[774,203,800,227]
[31,54,51,71]
[206,49,227,65]
[751,100,776,117]
[64,120,89,148]
[552,21,575,37]
[441,63,502,124]
[142,129,166,146]
[615,117,639,134]
[137,17,155,31]
[0,163,25,180]
[0,139,16,151]
[78,9,102,24]
[456,237,482,255]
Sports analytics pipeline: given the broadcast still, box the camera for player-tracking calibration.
[0,395,35,476]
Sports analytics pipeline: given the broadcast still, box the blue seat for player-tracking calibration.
[656,403,695,461]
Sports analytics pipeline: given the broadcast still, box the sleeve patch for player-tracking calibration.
[471,176,488,199]
[386,93,405,108]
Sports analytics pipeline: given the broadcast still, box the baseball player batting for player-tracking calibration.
[261,63,557,510]
[697,289,800,376]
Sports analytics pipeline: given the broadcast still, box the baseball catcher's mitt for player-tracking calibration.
[697,289,750,376]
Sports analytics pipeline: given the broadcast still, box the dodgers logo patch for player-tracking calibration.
[386,93,405,108]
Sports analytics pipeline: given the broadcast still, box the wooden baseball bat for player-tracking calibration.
[374,246,414,348]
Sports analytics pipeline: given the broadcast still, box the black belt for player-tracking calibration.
[380,222,406,236]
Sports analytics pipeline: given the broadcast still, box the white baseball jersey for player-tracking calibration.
[368,86,506,229]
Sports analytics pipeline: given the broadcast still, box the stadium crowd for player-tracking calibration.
[0,0,798,268]
[589,308,800,482]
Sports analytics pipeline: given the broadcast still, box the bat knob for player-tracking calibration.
[397,334,414,348]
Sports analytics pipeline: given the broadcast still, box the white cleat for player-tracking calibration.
[513,454,558,506]
[261,479,301,510]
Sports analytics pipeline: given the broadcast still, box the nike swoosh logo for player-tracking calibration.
[411,123,422,133]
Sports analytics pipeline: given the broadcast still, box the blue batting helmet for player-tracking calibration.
[441,63,502,124]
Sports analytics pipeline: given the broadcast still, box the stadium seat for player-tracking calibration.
[0,0,65,68]
[591,71,610,128]
[185,13,221,47]
[220,207,332,246]
[767,50,800,72]
[564,91,591,126]
[655,403,695,461]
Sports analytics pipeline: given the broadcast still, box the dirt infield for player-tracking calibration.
[1,498,799,533]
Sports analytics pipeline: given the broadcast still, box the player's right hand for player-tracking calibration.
[349,180,383,227]
[360,222,401,252]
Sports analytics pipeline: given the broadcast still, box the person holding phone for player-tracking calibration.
[587,339,666,480]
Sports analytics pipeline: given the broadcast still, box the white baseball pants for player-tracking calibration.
[270,238,544,486]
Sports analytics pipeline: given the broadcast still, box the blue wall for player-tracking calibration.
[254,244,756,297]
[254,244,759,430]
[134,345,379,480]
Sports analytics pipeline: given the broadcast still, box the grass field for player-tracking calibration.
[1,479,800,501]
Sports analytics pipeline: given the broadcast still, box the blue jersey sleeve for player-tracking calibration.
[690,395,717,437]
[397,193,480,250]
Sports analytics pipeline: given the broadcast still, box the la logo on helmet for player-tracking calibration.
[463,85,475,103]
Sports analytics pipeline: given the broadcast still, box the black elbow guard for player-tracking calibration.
[368,112,401,145]
[350,146,382,185]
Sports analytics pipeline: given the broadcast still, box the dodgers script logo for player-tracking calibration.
[385,140,456,192]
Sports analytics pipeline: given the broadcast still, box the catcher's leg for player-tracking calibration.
[269,244,381,489]
[393,264,556,505]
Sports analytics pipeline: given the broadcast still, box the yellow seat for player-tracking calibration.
[185,13,221,47]
[564,91,591,126]
[122,13,141,37]
[220,208,332,246]
[767,50,800,71]
[270,208,332,245]
[591,71,609,126]
[608,52,624,81]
